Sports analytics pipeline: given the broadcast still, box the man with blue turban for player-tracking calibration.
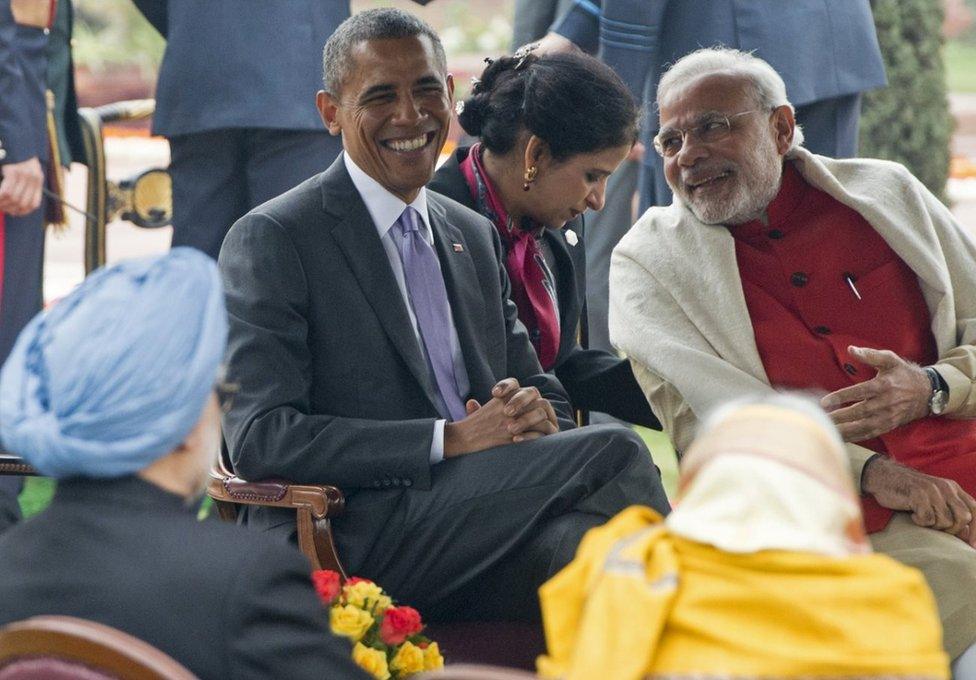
[0,248,366,680]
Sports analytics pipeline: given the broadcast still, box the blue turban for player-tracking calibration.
[0,248,227,478]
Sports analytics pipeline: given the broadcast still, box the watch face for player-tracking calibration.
[931,390,949,415]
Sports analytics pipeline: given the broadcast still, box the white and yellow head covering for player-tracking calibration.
[538,396,948,680]
[666,399,869,557]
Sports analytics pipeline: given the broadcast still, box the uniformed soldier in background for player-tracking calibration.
[0,0,82,530]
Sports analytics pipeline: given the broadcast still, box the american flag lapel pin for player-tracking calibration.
[452,243,464,252]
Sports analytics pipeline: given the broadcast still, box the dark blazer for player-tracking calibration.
[430,148,659,428]
[219,155,575,569]
[0,476,366,680]
[132,0,351,136]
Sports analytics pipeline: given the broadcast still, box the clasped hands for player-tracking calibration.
[443,377,558,458]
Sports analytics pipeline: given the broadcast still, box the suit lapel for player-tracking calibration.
[542,228,581,357]
[428,198,491,398]
[320,163,442,411]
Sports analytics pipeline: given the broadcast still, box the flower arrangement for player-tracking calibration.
[313,570,444,679]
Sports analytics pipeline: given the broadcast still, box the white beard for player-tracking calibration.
[672,134,784,226]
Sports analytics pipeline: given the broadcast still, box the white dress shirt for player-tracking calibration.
[344,153,471,463]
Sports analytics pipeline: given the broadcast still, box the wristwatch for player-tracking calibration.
[924,366,949,416]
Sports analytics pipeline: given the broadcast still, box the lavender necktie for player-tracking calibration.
[394,206,467,422]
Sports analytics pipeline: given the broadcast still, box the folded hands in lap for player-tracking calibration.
[862,456,976,547]
[444,378,559,458]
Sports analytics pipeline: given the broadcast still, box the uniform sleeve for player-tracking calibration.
[552,0,666,103]
[0,0,44,164]
[551,0,601,54]
[225,542,368,680]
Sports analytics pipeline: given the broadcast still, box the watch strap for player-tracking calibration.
[924,366,948,393]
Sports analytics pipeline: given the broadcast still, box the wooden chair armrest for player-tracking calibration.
[0,453,38,476]
[206,471,344,519]
[206,466,348,576]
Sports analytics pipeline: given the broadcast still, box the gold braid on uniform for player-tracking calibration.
[45,89,68,231]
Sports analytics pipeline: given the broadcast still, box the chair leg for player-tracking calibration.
[313,517,347,579]
[296,508,323,570]
[213,499,238,523]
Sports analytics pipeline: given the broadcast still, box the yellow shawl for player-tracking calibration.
[537,506,948,680]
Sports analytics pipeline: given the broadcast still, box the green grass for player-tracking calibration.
[636,426,679,500]
[18,477,215,520]
[945,41,976,93]
[18,477,56,518]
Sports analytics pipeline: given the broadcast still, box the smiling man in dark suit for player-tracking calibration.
[218,8,668,622]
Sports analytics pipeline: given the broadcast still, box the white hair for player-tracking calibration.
[699,392,843,451]
[657,47,805,150]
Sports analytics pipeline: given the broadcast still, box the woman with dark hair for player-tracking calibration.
[429,51,659,427]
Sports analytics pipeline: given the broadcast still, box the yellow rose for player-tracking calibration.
[344,580,392,613]
[352,642,391,680]
[330,604,375,642]
[390,640,425,676]
[422,641,444,671]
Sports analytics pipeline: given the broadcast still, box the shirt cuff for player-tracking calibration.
[932,363,972,415]
[430,419,446,464]
[552,1,601,54]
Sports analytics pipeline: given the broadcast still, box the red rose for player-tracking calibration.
[311,570,341,605]
[380,606,423,645]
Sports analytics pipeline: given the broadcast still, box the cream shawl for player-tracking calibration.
[609,148,976,480]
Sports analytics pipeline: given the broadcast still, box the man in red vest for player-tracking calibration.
[610,47,976,671]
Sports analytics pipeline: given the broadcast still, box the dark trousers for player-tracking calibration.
[0,478,22,532]
[0,207,44,365]
[0,198,46,531]
[343,424,669,622]
[638,92,863,212]
[169,128,343,259]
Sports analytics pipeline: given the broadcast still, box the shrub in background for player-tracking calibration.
[860,0,952,203]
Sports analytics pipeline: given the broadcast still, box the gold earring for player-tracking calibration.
[522,165,538,191]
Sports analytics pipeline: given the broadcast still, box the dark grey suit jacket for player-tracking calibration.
[219,156,574,568]
[0,476,365,680]
[430,148,659,428]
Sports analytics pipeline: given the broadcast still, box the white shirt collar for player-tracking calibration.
[343,152,432,242]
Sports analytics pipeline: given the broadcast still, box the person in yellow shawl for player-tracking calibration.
[538,395,951,680]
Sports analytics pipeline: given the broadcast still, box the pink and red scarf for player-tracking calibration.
[459,144,560,370]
